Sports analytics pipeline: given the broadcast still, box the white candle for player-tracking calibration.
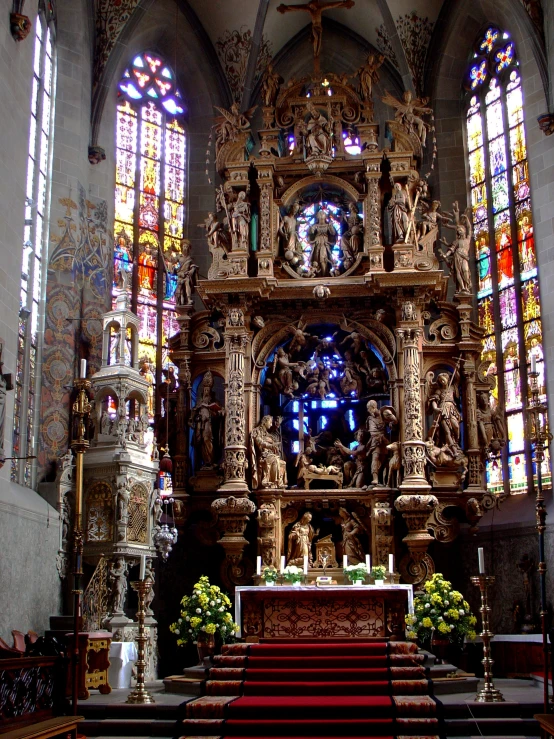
[139,555,146,580]
[256,556,261,576]
[478,547,485,574]
[303,555,308,575]
[389,554,395,574]
[365,554,370,571]
[280,555,286,573]
[80,359,87,378]
[343,555,348,569]
[531,354,537,374]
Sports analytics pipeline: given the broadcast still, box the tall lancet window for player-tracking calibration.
[465,27,549,495]
[114,52,186,421]
[12,2,56,486]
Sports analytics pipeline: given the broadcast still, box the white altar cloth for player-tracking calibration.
[108,641,138,689]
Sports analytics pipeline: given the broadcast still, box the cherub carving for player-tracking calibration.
[381,90,432,148]
[213,103,256,155]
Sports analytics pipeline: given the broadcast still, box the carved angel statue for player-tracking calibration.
[268,347,306,397]
[251,415,288,489]
[287,512,319,566]
[286,323,315,354]
[261,62,283,107]
[439,202,473,294]
[425,370,462,451]
[357,53,385,102]
[213,103,256,155]
[381,90,432,148]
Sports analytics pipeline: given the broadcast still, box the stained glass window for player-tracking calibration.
[465,28,550,494]
[114,53,186,421]
[12,3,56,487]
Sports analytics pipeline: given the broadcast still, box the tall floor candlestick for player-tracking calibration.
[70,377,91,715]
[471,575,504,703]
[126,580,155,704]
[527,365,553,713]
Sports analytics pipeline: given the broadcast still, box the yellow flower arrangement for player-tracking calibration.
[171,575,238,646]
[407,573,477,644]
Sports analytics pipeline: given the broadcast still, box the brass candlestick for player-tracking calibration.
[471,575,504,702]
[70,377,91,715]
[126,580,154,704]
[527,367,552,713]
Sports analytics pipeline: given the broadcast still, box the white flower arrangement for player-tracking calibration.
[344,563,368,583]
[282,564,303,584]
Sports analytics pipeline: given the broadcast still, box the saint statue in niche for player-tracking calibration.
[251,415,288,489]
[338,508,365,564]
[308,209,337,276]
[425,370,462,450]
[287,511,319,566]
[387,183,409,243]
[190,370,222,469]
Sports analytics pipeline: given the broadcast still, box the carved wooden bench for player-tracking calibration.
[0,715,83,739]
[534,713,554,738]
[303,470,343,489]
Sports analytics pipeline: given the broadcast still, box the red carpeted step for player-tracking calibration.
[224,718,395,736]
[249,642,387,657]
[223,736,394,739]
[246,655,388,669]
[242,680,391,696]
[244,667,389,681]
[227,695,393,719]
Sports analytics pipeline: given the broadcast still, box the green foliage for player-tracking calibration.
[169,575,239,646]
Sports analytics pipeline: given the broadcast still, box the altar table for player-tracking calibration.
[235,584,413,641]
[108,641,138,689]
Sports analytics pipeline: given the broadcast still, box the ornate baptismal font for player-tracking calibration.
[166,6,505,592]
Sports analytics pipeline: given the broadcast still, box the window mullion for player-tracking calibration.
[156,116,167,419]
[131,107,142,315]
[481,94,511,494]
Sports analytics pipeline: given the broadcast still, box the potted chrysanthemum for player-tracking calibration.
[405,573,477,663]
[262,565,278,585]
[170,575,239,662]
[371,565,387,585]
[344,563,368,585]
[282,564,303,586]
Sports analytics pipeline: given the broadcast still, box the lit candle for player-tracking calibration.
[280,555,286,573]
[478,547,485,574]
[303,555,308,575]
[139,555,146,581]
[80,359,87,379]
[365,554,370,571]
[343,555,348,569]
[256,556,261,576]
[389,554,394,574]
[531,354,537,374]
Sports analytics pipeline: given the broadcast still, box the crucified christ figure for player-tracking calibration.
[277,0,355,62]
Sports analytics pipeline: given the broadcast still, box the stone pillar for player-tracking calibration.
[219,307,250,494]
[396,326,430,491]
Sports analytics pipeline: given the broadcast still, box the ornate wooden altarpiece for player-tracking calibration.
[165,56,505,592]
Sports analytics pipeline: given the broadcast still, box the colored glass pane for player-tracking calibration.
[467,109,483,151]
[521,277,541,321]
[486,457,504,494]
[469,147,486,185]
[491,172,509,212]
[486,101,504,140]
[117,103,138,151]
[485,79,501,106]
[477,252,492,297]
[509,124,526,168]
[471,183,487,221]
[139,192,160,231]
[470,60,487,89]
[499,286,517,328]
[512,159,529,203]
[480,27,499,54]
[488,136,506,175]
[495,43,514,72]
[140,157,161,195]
[115,186,135,224]
[508,454,527,493]
[507,412,525,453]
[478,297,495,335]
[141,120,162,162]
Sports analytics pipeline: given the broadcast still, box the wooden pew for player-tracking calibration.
[0,715,83,739]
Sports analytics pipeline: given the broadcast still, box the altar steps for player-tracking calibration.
[77,693,188,737]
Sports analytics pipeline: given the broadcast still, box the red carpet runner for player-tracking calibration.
[179,640,443,739]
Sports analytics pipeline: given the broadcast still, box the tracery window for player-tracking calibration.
[465,27,549,495]
[114,52,186,420]
[12,2,56,486]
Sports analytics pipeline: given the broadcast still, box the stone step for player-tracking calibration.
[80,718,178,737]
[432,675,480,694]
[445,717,540,736]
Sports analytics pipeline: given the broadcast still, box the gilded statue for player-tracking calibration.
[382,90,432,149]
[308,209,337,276]
[287,511,319,566]
[357,53,384,102]
[338,508,365,563]
[251,415,287,489]
[261,62,283,107]
[277,1,355,63]
[365,400,398,485]
[439,202,473,294]
[425,370,462,450]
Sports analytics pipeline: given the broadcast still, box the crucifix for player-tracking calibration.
[277,0,355,74]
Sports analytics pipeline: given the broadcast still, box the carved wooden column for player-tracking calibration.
[172,306,194,524]
[396,325,430,491]
[364,172,384,272]
[394,493,438,585]
[219,307,251,494]
[256,164,275,278]
[211,495,256,588]
[462,353,486,494]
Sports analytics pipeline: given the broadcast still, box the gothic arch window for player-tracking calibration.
[12,1,56,486]
[114,52,186,421]
[465,27,549,495]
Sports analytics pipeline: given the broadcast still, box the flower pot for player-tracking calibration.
[374,579,384,586]
[292,580,302,587]
[196,633,216,663]
[351,579,364,586]
[264,580,276,587]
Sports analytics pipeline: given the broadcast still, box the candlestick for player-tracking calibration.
[343,555,348,568]
[80,359,87,379]
[139,555,146,581]
[280,555,285,573]
[256,556,261,576]
[303,555,308,575]
[126,580,155,704]
[365,554,370,571]
[471,575,504,702]
[478,547,485,574]
[389,554,394,574]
